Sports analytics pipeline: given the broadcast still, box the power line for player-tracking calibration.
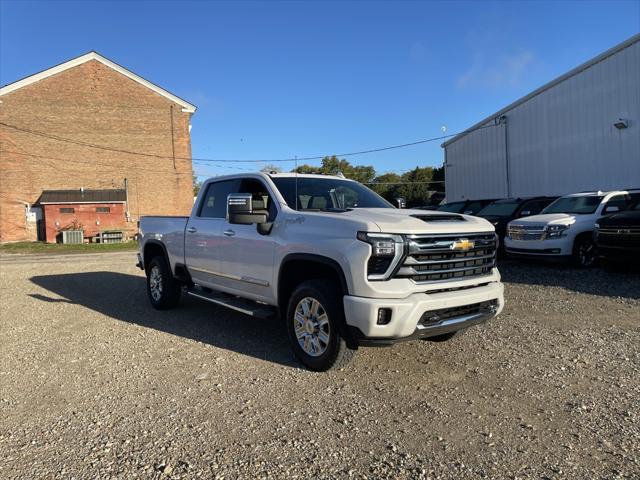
[1,121,498,163]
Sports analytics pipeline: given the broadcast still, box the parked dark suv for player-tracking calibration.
[436,199,497,215]
[595,196,640,265]
[476,197,558,247]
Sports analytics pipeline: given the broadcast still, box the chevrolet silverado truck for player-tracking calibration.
[137,173,504,371]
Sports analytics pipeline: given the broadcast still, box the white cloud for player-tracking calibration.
[456,50,534,89]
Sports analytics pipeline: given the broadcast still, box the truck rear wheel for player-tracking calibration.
[146,256,182,310]
[286,280,355,371]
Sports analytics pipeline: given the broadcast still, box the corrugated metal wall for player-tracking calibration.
[444,37,640,200]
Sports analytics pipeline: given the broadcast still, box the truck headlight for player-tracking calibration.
[357,232,405,280]
[545,224,571,239]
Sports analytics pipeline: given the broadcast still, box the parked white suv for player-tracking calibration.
[504,190,636,266]
[138,173,504,371]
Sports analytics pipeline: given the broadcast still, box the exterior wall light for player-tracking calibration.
[613,118,629,129]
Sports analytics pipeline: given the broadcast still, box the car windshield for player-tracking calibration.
[542,195,604,214]
[271,177,393,210]
[437,202,465,213]
[478,201,520,217]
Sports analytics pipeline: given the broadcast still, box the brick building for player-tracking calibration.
[0,52,196,242]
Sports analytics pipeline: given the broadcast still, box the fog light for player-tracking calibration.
[377,308,392,325]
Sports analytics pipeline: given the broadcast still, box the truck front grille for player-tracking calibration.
[396,232,497,283]
[508,224,546,241]
[597,227,640,248]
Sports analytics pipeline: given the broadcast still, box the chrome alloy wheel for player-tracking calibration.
[294,297,330,357]
[149,265,163,301]
[578,241,596,267]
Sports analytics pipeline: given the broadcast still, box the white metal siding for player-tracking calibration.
[445,37,640,200]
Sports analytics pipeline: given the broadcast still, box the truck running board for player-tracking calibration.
[186,287,276,319]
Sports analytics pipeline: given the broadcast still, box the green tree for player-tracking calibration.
[193,175,203,197]
[260,164,283,173]
[368,172,402,202]
[397,166,435,208]
[292,156,376,184]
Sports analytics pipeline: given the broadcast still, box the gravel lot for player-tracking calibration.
[1,253,638,479]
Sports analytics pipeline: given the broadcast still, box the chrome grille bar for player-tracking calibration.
[396,232,497,284]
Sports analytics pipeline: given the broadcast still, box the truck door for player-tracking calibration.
[184,179,238,287]
[216,178,278,303]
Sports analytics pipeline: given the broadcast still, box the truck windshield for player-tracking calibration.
[542,195,604,214]
[271,177,393,210]
[478,201,519,217]
[437,202,465,213]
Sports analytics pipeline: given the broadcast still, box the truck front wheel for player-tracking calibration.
[286,280,355,371]
[146,256,182,310]
[573,235,597,268]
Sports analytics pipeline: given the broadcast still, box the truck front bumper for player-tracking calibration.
[504,237,572,257]
[343,282,504,345]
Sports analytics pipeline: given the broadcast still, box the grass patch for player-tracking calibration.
[0,241,138,255]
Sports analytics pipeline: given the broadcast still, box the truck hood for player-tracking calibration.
[337,208,495,234]
[510,213,577,227]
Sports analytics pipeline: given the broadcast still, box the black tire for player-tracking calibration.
[146,256,182,310]
[572,235,598,268]
[286,280,355,371]
[422,331,460,343]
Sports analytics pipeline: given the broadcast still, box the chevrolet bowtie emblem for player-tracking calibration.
[451,239,475,251]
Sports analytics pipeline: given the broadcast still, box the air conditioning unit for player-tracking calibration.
[61,230,84,244]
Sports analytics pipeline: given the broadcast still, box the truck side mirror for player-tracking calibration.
[519,210,531,217]
[227,193,268,225]
[603,205,620,214]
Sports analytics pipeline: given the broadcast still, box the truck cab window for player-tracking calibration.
[199,180,238,218]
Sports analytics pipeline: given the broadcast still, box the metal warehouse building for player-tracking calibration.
[443,33,639,201]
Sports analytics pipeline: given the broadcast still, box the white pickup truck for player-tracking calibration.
[137,173,504,371]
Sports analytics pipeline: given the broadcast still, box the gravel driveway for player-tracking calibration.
[0,253,638,479]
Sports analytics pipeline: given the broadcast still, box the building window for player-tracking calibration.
[59,207,75,214]
[96,207,111,213]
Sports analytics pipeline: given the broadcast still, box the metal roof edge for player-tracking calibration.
[443,33,640,148]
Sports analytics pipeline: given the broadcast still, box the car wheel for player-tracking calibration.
[146,256,182,310]
[422,331,461,342]
[573,236,598,268]
[286,280,355,371]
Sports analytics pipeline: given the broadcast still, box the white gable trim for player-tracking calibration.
[0,51,197,113]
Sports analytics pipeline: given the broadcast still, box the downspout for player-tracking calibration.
[170,105,177,170]
[124,177,130,222]
[500,115,512,198]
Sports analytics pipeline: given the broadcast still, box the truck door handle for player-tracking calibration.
[187,227,197,233]
[223,229,235,237]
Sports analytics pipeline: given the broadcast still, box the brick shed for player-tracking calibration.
[0,52,197,243]
[38,189,128,243]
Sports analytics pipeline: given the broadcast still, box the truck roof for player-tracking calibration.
[267,172,354,181]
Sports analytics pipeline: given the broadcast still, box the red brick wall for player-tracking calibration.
[0,59,194,242]
[42,202,127,242]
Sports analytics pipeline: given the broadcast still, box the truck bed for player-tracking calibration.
[139,216,188,270]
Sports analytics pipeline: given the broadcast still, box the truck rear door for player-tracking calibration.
[184,179,238,287]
